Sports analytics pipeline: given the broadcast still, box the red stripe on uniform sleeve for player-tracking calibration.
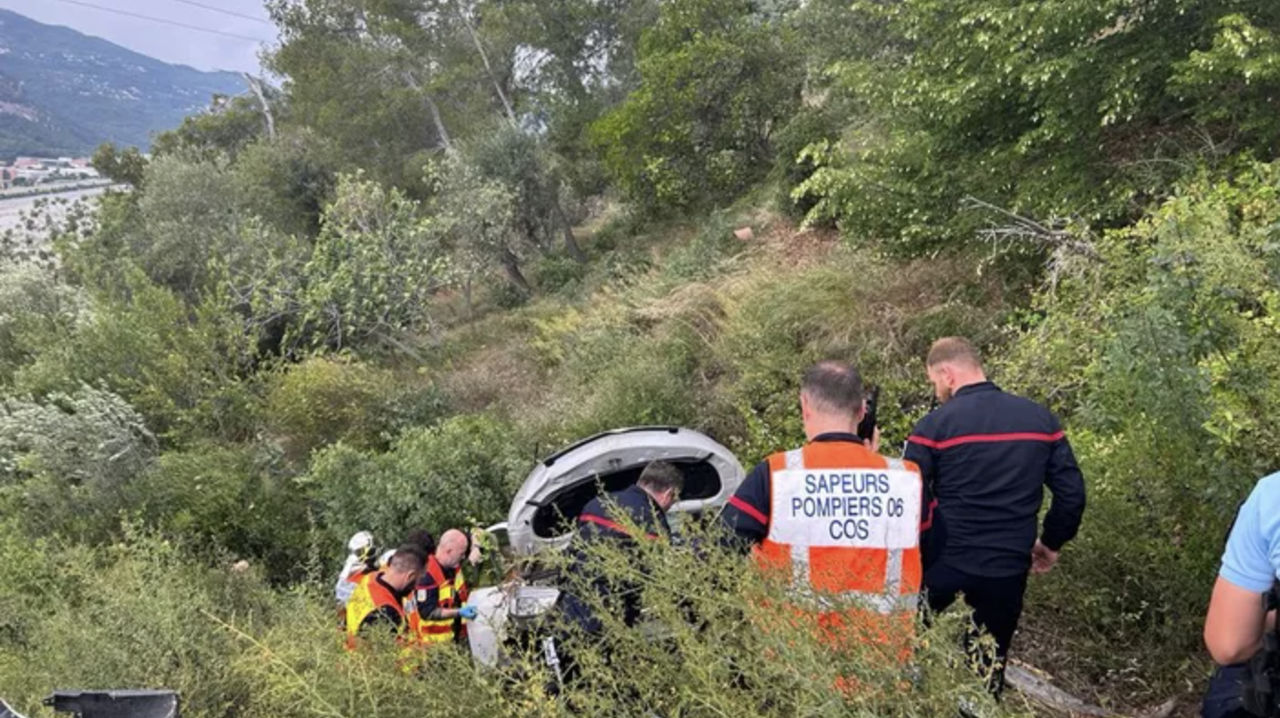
[907,435,941,449]
[578,513,658,540]
[932,431,1065,450]
[920,498,938,531]
[728,495,769,527]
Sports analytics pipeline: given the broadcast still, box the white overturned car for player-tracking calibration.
[466,427,744,666]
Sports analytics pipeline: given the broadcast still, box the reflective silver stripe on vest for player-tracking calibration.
[790,544,809,587]
[786,447,808,585]
[850,591,919,616]
[885,548,904,596]
[884,457,907,597]
[784,448,803,470]
[806,589,919,616]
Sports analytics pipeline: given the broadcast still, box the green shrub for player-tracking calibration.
[770,106,844,219]
[796,0,1280,254]
[559,331,706,440]
[0,387,157,543]
[302,413,529,547]
[128,443,313,579]
[1000,161,1280,700]
[135,155,293,301]
[530,254,588,295]
[13,271,258,443]
[600,247,654,283]
[290,173,448,351]
[590,0,802,213]
[0,520,1027,718]
[531,520,1026,717]
[232,130,336,238]
[588,210,648,254]
[0,526,282,718]
[491,280,531,309]
[264,356,447,462]
[0,262,85,386]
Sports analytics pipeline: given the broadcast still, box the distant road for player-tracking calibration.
[0,185,113,235]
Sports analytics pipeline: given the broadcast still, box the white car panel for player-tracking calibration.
[505,427,745,555]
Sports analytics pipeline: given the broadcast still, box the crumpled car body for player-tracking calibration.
[467,426,745,667]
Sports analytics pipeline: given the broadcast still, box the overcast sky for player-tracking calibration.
[0,0,275,73]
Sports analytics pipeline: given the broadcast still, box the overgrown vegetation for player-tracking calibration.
[2,0,1279,714]
[0,523,1021,718]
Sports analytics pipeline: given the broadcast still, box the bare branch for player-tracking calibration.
[961,196,1100,261]
[242,74,276,141]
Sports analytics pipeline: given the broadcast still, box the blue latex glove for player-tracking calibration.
[458,605,478,620]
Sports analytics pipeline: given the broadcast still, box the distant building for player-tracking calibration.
[14,167,51,184]
[1,157,99,188]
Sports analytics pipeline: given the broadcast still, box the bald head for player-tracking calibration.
[436,529,468,569]
[925,336,986,403]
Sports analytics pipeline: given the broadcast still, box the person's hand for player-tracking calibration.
[458,605,478,620]
[863,426,881,454]
[1030,539,1059,575]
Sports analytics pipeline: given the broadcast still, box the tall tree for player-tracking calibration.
[266,0,453,188]
[292,173,449,350]
[591,0,803,212]
[795,0,1280,252]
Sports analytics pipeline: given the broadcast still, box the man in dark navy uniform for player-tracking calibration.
[906,336,1086,693]
[560,461,683,632]
[547,461,684,691]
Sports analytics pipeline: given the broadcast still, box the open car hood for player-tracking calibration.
[506,427,745,555]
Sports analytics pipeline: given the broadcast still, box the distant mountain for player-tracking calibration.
[0,8,246,159]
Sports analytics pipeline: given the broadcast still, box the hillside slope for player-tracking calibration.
[0,9,245,158]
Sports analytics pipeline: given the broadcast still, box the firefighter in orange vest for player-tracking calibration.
[344,546,424,650]
[720,360,925,662]
[406,528,476,646]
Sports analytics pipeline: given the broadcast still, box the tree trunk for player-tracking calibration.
[401,70,454,154]
[500,248,532,293]
[424,93,453,154]
[243,74,276,141]
[458,5,517,127]
[553,200,587,263]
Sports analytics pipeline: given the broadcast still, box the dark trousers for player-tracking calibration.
[924,562,1029,695]
[1202,664,1254,718]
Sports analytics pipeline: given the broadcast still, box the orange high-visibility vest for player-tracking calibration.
[754,440,923,659]
[343,571,405,651]
[406,554,469,645]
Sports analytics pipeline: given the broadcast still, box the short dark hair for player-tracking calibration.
[403,529,436,556]
[926,337,983,370]
[637,460,684,494]
[388,545,425,573]
[801,360,864,415]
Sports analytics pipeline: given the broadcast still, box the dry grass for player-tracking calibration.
[437,341,548,414]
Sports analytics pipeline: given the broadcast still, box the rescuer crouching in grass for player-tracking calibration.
[407,528,477,648]
[343,546,425,650]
